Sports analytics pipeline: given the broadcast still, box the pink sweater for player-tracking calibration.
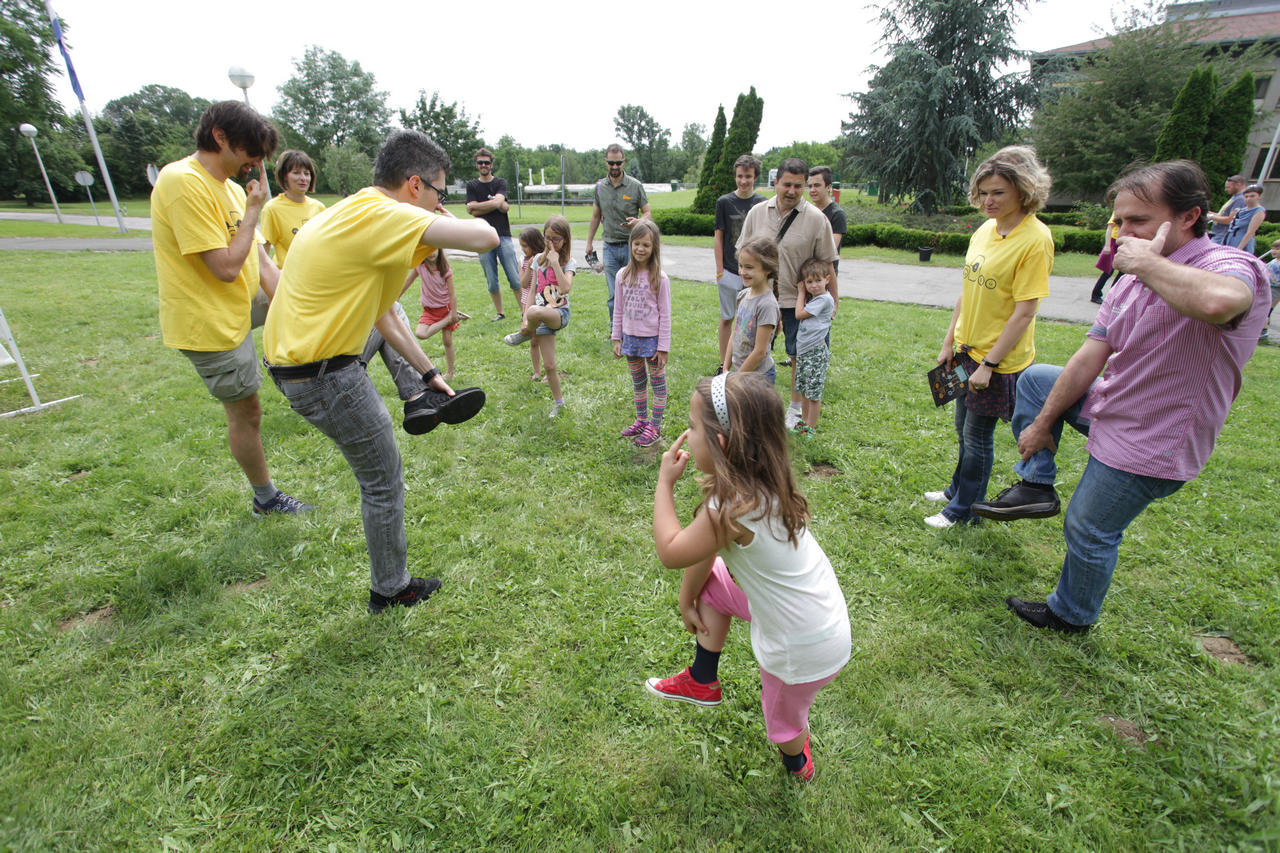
[611,269,671,352]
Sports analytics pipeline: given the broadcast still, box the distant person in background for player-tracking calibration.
[1223,183,1265,254]
[1207,174,1246,244]
[259,150,325,327]
[151,100,311,517]
[806,165,846,275]
[1090,213,1119,304]
[465,147,521,322]
[585,144,651,328]
[713,154,765,371]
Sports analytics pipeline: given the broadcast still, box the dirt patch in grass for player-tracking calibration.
[631,445,661,465]
[79,358,99,367]
[806,463,842,479]
[229,578,269,594]
[1097,715,1151,748]
[1199,635,1251,666]
[58,605,113,633]
[64,470,90,482]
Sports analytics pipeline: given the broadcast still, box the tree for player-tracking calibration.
[761,141,843,175]
[274,46,390,190]
[1032,5,1266,199]
[692,105,727,212]
[0,0,65,200]
[844,0,1034,213]
[692,90,763,214]
[680,123,707,160]
[1202,72,1255,206]
[1154,66,1216,163]
[613,104,671,181]
[95,85,211,196]
[321,142,372,196]
[399,91,484,179]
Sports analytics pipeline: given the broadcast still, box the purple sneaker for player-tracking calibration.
[620,419,647,437]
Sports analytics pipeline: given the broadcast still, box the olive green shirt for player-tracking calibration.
[594,174,649,244]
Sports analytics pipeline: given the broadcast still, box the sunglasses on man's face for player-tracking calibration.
[476,160,492,166]
[606,160,624,166]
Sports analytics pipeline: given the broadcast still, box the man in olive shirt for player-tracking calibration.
[737,158,838,427]
[585,143,651,327]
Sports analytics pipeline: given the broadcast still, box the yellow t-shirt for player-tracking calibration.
[151,155,261,351]
[260,194,326,268]
[264,187,437,365]
[955,215,1053,373]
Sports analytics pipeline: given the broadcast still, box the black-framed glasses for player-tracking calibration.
[412,174,449,203]
[606,159,624,166]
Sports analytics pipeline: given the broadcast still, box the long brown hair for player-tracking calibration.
[691,373,809,545]
[618,219,663,293]
[543,214,572,266]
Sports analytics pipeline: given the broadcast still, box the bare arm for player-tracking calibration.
[795,286,811,320]
[1017,337,1111,459]
[257,244,279,299]
[586,203,602,253]
[937,295,963,364]
[654,431,725,569]
[737,323,775,373]
[421,218,499,254]
[199,178,267,282]
[1116,222,1254,324]
[966,298,1039,390]
[826,261,839,313]
[713,229,725,278]
[466,193,507,215]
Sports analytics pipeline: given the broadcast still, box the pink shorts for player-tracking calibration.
[418,305,459,332]
[699,557,842,744]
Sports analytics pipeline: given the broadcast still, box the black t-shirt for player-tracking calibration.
[465,177,512,237]
[821,201,847,273]
[714,192,765,275]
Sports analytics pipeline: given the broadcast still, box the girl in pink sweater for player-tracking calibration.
[611,220,672,447]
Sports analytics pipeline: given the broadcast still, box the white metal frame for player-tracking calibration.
[0,305,81,419]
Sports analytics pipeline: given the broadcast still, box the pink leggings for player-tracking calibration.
[698,557,841,744]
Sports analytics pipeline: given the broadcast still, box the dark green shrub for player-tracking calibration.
[651,210,715,236]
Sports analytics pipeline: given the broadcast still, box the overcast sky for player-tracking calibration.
[44,0,1120,154]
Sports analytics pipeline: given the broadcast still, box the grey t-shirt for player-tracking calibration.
[731,288,780,374]
[715,192,765,275]
[796,292,834,355]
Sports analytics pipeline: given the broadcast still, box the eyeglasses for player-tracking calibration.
[475,160,491,166]
[412,174,449,203]
[606,160,624,166]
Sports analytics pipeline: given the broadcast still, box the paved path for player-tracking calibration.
[0,211,1101,324]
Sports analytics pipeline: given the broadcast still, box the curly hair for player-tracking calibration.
[969,146,1052,213]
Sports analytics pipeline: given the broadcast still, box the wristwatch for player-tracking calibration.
[981,359,1000,369]
[422,367,442,383]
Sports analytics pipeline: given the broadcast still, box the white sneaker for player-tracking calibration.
[924,512,956,529]
[784,407,802,430]
[924,490,948,502]
[549,401,566,419]
[504,330,531,346]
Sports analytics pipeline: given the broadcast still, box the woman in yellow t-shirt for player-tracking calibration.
[926,146,1054,529]
[260,149,326,269]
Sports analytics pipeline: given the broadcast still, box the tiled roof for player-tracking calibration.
[1039,10,1280,54]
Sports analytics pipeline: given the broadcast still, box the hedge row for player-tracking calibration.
[651,210,716,236]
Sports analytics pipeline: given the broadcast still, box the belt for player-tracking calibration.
[264,354,359,380]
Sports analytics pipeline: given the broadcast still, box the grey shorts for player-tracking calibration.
[717,270,744,321]
[181,332,262,402]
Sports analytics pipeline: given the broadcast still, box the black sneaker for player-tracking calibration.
[404,387,486,435]
[972,480,1060,520]
[252,490,315,516]
[368,577,442,614]
[1005,597,1090,634]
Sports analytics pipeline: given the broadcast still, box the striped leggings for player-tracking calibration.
[627,356,667,430]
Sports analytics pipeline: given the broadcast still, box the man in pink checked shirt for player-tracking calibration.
[970,161,1271,634]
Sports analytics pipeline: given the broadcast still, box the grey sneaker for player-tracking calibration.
[504,330,531,346]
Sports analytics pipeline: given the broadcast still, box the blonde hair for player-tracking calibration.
[618,219,664,293]
[691,373,809,546]
[968,145,1052,213]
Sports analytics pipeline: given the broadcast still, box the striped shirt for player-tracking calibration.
[1082,235,1269,481]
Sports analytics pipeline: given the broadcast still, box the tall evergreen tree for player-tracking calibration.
[692,104,728,213]
[1202,72,1255,206]
[693,88,763,214]
[1154,66,1216,163]
[843,0,1033,213]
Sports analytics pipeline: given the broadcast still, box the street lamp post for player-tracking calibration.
[18,123,63,224]
[227,66,254,104]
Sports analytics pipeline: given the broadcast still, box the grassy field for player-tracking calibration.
[1,250,1278,851]
[0,220,139,239]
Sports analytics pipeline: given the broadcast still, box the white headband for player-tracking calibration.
[710,373,730,431]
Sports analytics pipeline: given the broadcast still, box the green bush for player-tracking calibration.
[651,209,715,236]
[1255,234,1272,257]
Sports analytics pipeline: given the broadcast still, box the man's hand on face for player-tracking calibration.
[1114,221,1171,275]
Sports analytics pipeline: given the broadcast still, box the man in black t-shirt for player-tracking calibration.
[807,165,846,276]
[713,154,765,367]
[465,147,521,321]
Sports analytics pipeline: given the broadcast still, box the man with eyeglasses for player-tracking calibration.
[585,143,651,326]
[465,147,520,321]
[263,130,498,614]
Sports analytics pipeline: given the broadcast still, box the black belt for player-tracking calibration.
[264,354,359,380]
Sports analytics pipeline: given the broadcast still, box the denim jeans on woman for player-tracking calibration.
[941,402,999,523]
[270,361,410,597]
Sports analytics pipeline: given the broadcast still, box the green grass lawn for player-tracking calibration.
[2,249,1276,850]
[0,220,140,239]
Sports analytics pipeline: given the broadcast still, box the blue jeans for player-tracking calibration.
[1048,456,1182,625]
[942,402,999,523]
[479,235,521,295]
[269,361,410,597]
[1011,363,1093,485]
[603,242,629,326]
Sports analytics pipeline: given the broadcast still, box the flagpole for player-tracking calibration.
[45,0,128,233]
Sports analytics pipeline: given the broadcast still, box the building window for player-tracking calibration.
[1257,73,1273,102]
[1251,146,1280,180]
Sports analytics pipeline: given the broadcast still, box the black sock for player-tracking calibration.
[781,749,807,772]
[689,641,721,684]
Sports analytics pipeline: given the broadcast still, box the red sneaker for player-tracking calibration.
[644,667,722,707]
[788,736,814,781]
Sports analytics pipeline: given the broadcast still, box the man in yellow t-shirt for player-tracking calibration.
[151,100,311,517]
[264,130,498,614]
